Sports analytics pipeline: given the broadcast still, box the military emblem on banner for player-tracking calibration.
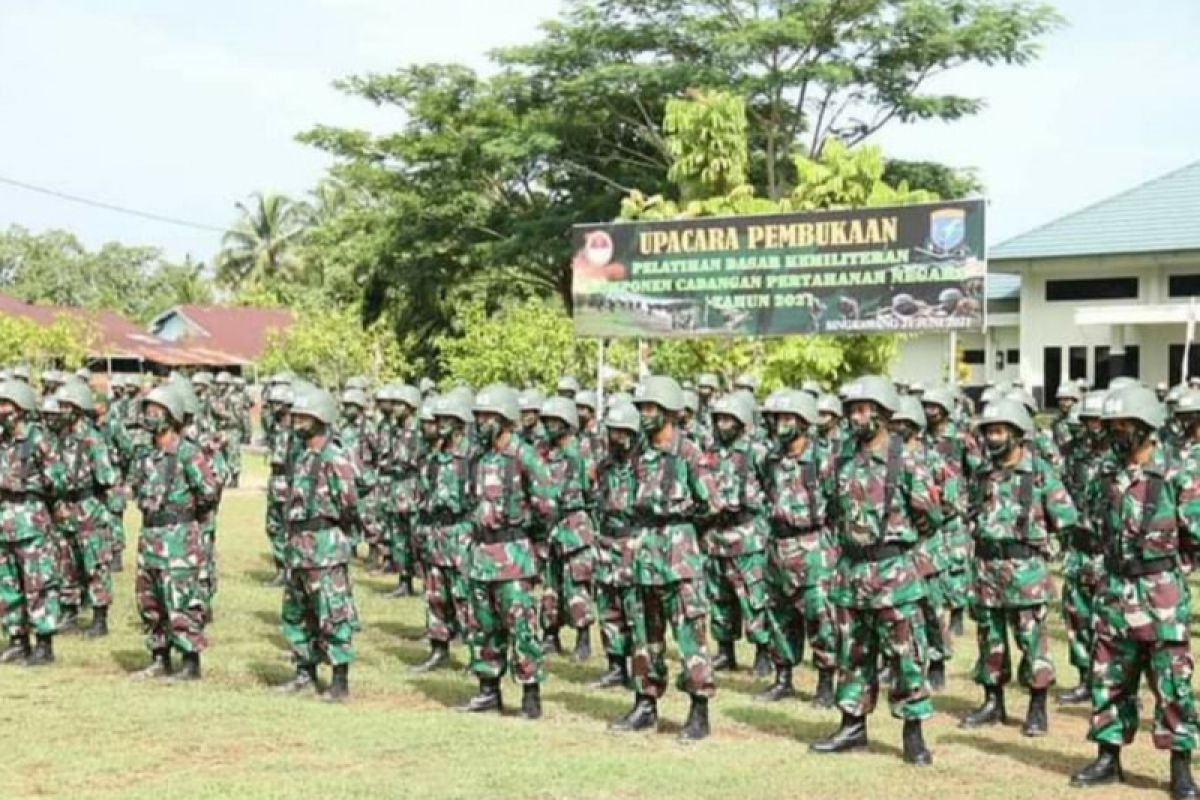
[928,208,967,254]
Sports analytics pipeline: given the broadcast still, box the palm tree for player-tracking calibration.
[215,192,311,289]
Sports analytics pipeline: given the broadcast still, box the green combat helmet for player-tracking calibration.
[540,396,579,431]
[575,390,598,412]
[557,375,581,397]
[634,375,684,412]
[711,394,752,429]
[1167,384,1187,407]
[192,371,214,388]
[817,393,842,419]
[142,385,186,425]
[55,381,95,414]
[394,384,422,411]
[976,398,1034,438]
[434,392,474,425]
[893,395,927,430]
[682,389,698,414]
[921,385,956,416]
[1107,376,1141,392]
[606,391,634,410]
[0,379,38,412]
[1078,391,1107,420]
[764,389,818,426]
[1004,387,1039,415]
[840,374,900,415]
[215,371,233,386]
[344,375,370,392]
[761,389,788,417]
[267,384,294,406]
[340,388,368,409]
[800,380,822,398]
[418,398,436,424]
[1174,389,1200,418]
[419,377,437,396]
[518,388,546,412]
[1056,383,1082,402]
[605,401,640,432]
[474,384,521,424]
[292,387,338,426]
[11,365,31,383]
[733,372,759,394]
[1102,385,1166,430]
[696,373,720,393]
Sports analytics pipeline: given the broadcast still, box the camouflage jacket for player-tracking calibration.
[699,436,767,557]
[595,450,638,586]
[544,437,597,553]
[53,419,119,535]
[974,445,1078,607]
[1095,444,1200,641]
[910,438,956,577]
[0,421,64,542]
[925,420,984,518]
[419,434,474,568]
[335,416,379,493]
[1051,412,1077,454]
[268,427,304,504]
[1065,443,1113,585]
[379,415,422,512]
[630,429,718,586]
[283,440,360,569]
[133,437,221,570]
[466,437,558,582]
[763,436,837,590]
[830,432,942,609]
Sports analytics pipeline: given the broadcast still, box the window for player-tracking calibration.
[1069,346,1087,380]
[1006,349,1020,365]
[962,349,985,365]
[1169,274,1200,298]
[1046,277,1138,302]
[1094,345,1140,388]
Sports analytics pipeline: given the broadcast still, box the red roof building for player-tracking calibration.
[148,305,294,363]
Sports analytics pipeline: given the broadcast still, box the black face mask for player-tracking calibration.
[343,407,360,423]
[985,432,1015,460]
[144,413,170,436]
[851,413,879,442]
[608,430,634,455]
[544,419,569,441]
[292,418,319,441]
[639,407,665,435]
[476,419,502,447]
[1111,424,1150,458]
[437,420,459,440]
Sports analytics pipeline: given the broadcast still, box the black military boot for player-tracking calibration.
[752,644,772,678]
[927,659,946,692]
[167,651,201,683]
[111,550,124,573]
[83,606,109,639]
[589,655,628,689]
[609,694,658,733]
[754,665,796,703]
[573,627,592,662]
[520,683,542,720]
[321,664,349,703]
[459,678,502,713]
[132,648,171,681]
[1172,751,1198,800]
[812,668,836,709]
[0,635,30,664]
[59,605,81,635]
[949,608,964,637]
[275,664,318,695]
[711,640,737,672]
[679,694,710,741]
[1056,670,1090,704]
[386,576,413,598]
[1022,689,1049,737]
[809,712,868,754]
[959,686,1006,729]
[23,634,54,667]
[412,641,450,673]
[1070,744,1122,787]
[541,630,562,656]
[229,474,240,489]
[902,719,932,766]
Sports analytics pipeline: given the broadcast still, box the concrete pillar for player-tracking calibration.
[1109,323,1127,378]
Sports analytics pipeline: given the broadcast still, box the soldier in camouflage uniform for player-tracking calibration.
[273,387,362,702]
[412,393,474,673]
[959,399,1078,737]
[177,378,226,622]
[1057,390,1112,705]
[556,375,580,400]
[458,384,557,719]
[756,389,838,706]
[263,384,297,587]
[335,389,380,558]
[537,397,598,661]
[575,390,606,465]
[590,400,640,690]
[610,376,717,741]
[809,375,940,766]
[130,385,221,682]
[1053,383,1082,456]
[518,389,548,451]
[378,384,424,596]
[1070,385,1199,799]
[51,381,119,639]
[213,372,243,488]
[701,392,770,677]
[101,374,137,573]
[0,379,65,666]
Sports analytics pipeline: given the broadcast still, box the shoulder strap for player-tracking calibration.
[882,434,903,522]
[1016,463,1035,539]
[1141,466,1167,537]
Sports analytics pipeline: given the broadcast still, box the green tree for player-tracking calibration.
[215,192,311,290]
[0,314,93,370]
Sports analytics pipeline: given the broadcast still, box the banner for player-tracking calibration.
[571,199,986,338]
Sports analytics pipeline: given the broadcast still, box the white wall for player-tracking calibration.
[893,327,1018,387]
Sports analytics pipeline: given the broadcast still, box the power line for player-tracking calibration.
[0,174,227,234]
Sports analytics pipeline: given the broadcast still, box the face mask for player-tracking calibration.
[924,407,944,427]
[608,431,634,455]
[476,419,501,447]
[639,407,664,435]
[985,431,1014,459]
[144,413,170,436]
[851,413,878,442]
[421,423,438,443]
[716,420,740,445]
[292,418,318,440]
[544,419,568,440]
[437,420,458,440]
[343,407,360,423]
[774,420,797,445]
[46,415,67,433]
[1111,425,1149,458]
[1085,425,1107,447]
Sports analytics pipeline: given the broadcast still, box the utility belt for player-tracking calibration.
[144,508,196,528]
[844,542,911,563]
[61,488,97,503]
[774,523,818,541]
[269,465,287,477]
[634,512,690,526]
[711,508,756,528]
[289,516,338,533]
[976,541,1040,561]
[426,510,462,525]
[1110,556,1175,579]
[474,526,528,545]
[0,490,43,504]
[383,468,416,479]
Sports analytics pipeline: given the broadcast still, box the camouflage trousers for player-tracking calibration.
[425,562,471,644]
[972,604,1054,690]
[919,572,951,664]
[108,490,127,554]
[265,500,287,572]
[0,535,61,637]
[136,565,206,653]
[199,521,218,616]
[539,544,596,633]
[834,602,932,720]
[385,511,420,579]
[765,578,837,671]
[59,530,113,609]
[1062,572,1099,675]
[282,564,360,667]
[704,551,769,646]
[1089,635,1198,751]
[222,435,241,481]
[942,567,972,612]
[630,579,716,699]
[595,582,637,658]
[467,578,544,684]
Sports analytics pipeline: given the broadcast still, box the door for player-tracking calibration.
[1043,346,1061,408]
[1169,344,1200,386]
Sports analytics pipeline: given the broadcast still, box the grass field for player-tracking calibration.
[0,451,1184,799]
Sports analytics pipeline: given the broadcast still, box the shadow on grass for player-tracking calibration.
[243,569,279,585]
[248,659,295,687]
[939,732,1159,789]
[374,620,428,642]
[545,687,629,724]
[253,609,282,628]
[111,649,149,673]
[411,675,472,708]
[723,706,890,753]
[380,643,430,669]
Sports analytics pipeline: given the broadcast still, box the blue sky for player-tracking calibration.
[0,0,1196,262]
